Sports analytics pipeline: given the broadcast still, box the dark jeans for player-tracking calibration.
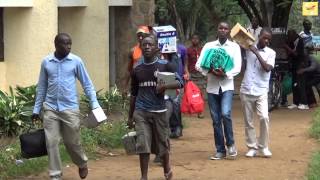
[207,90,235,153]
[165,99,182,133]
[297,73,317,105]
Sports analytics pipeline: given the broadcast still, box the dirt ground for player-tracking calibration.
[26,96,320,180]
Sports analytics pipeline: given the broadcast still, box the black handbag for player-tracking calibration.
[19,129,47,158]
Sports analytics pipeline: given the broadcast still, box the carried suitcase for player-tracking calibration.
[122,131,137,155]
[19,129,47,158]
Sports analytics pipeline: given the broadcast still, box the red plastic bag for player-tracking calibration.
[181,81,204,114]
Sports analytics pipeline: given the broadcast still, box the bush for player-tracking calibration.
[81,120,128,152]
[0,87,33,137]
[80,86,129,115]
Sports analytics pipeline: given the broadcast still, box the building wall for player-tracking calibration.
[3,1,57,90]
[58,0,109,91]
[114,0,155,89]
[0,62,6,90]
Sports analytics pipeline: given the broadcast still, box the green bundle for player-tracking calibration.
[281,73,292,96]
[200,48,234,72]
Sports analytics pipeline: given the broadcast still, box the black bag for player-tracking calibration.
[19,129,47,158]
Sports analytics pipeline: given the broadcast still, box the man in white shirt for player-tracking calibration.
[240,28,276,158]
[195,22,242,160]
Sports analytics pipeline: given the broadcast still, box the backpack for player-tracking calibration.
[181,81,204,114]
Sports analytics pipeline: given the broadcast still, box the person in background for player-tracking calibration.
[128,34,183,180]
[196,22,242,160]
[283,29,305,109]
[240,28,275,158]
[298,46,320,98]
[298,19,317,108]
[296,45,320,108]
[32,33,101,180]
[247,17,262,42]
[184,34,206,118]
[124,26,150,92]
[161,52,184,139]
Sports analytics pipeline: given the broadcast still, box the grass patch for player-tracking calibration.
[307,108,320,179]
[0,120,128,179]
[309,108,320,139]
[0,140,70,179]
[307,152,320,180]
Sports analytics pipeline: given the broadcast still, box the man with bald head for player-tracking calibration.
[196,22,242,160]
[32,33,100,180]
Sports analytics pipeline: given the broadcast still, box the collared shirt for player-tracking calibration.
[33,53,100,114]
[240,46,276,96]
[195,39,242,94]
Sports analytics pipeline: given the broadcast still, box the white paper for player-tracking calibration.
[91,107,107,122]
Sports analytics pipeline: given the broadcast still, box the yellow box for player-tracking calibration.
[230,23,255,49]
[302,2,318,16]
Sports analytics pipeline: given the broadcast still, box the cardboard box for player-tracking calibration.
[153,25,177,53]
[230,23,255,49]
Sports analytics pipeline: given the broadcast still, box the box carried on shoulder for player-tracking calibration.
[122,131,137,155]
[230,23,255,49]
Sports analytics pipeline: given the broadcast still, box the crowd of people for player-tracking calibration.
[30,17,319,180]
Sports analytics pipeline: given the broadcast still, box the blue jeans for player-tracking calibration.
[207,90,235,153]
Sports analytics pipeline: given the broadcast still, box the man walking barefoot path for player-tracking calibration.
[31,98,319,180]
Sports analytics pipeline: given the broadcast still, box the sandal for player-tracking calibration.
[164,170,173,180]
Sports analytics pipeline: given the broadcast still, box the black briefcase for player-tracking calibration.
[19,129,47,158]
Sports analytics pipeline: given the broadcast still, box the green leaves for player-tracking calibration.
[0,86,35,137]
[80,86,129,115]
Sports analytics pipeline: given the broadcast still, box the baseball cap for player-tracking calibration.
[136,26,150,34]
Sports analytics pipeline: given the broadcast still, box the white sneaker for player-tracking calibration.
[260,148,272,158]
[245,149,257,157]
[287,104,298,109]
[298,104,309,110]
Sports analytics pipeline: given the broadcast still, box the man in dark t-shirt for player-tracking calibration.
[128,34,183,180]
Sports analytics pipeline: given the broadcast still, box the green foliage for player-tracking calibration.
[155,0,248,42]
[0,87,33,137]
[309,108,320,139]
[80,86,129,115]
[15,85,37,107]
[307,152,320,180]
[308,108,320,179]
[0,140,70,179]
[81,120,128,151]
[288,1,320,34]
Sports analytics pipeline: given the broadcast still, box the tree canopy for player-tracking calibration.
[154,0,319,42]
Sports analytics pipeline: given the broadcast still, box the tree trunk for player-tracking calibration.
[167,0,185,42]
[271,0,293,28]
[237,0,293,28]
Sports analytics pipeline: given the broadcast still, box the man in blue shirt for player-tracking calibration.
[32,33,100,180]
